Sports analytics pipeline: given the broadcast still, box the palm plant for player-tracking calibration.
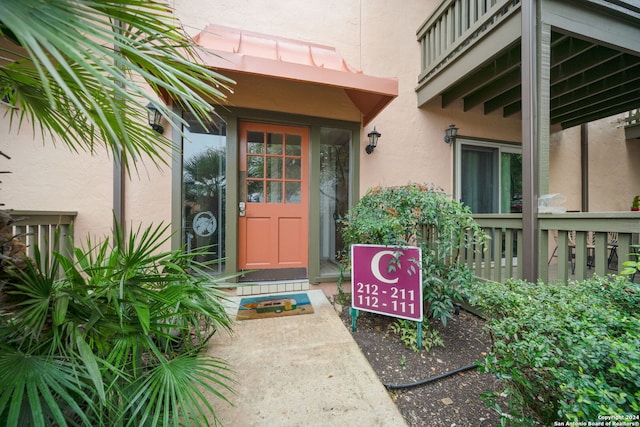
[0,221,236,426]
[0,3,238,424]
[0,0,233,170]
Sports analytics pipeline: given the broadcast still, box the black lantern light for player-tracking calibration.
[444,124,458,143]
[146,102,164,134]
[365,127,381,154]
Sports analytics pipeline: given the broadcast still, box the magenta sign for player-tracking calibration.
[351,244,423,321]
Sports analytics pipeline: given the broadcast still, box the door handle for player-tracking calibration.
[239,202,246,217]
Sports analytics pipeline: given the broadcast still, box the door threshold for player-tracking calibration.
[235,279,310,296]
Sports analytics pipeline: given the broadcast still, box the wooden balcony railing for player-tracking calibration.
[417,0,521,86]
[625,109,640,126]
[468,212,640,283]
[7,210,77,262]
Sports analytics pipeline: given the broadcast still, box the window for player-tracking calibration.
[456,140,522,214]
[245,131,302,203]
[319,127,351,276]
[182,116,226,273]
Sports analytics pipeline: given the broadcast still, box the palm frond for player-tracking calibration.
[0,346,98,427]
[124,354,236,427]
[0,0,234,171]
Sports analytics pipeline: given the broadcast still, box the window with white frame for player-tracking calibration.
[455,140,522,214]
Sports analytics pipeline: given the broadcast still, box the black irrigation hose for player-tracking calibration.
[383,304,485,390]
[383,363,478,390]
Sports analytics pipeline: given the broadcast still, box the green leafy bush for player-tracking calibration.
[340,183,486,325]
[469,276,640,425]
[0,221,235,427]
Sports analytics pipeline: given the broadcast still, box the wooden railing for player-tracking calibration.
[417,0,521,86]
[468,212,640,283]
[7,210,77,261]
[625,108,640,126]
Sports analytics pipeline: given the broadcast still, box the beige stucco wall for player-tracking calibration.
[1,113,114,241]
[123,151,173,238]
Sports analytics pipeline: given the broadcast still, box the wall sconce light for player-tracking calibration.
[146,102,164,134]
[365,127,381,154]
[444,124,458,143]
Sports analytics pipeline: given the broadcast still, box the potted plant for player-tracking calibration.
[632,195,640,211]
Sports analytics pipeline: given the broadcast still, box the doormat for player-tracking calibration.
[237,293,314,320]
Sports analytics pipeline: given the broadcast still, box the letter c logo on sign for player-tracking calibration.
[370,250,399,284]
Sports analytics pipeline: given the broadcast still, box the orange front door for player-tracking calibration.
[238,123,309,275]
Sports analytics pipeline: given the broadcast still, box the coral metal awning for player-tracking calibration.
[194,25,398,125]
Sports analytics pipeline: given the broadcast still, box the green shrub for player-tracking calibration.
[390,319,444,352]
[0,220,235,427]
[469,276,640,425]
[340,183,486,325]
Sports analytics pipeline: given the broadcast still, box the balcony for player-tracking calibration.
[417,0,640,282]
[417,0,640,127]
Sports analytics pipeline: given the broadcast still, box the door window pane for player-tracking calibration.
[247,156,264,178]
[267,133,283,154]
[247,180,264,202]
[286,182,301,203]
[286,134,302,155]
[267,181,282,203]
[285,158,301,179]
[247,131,264,154]
[267,157,283,179]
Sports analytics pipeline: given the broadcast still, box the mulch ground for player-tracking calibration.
[334,296,506,427]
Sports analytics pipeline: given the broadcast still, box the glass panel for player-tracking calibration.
[182,115,227,274]
[247,180,264,202]
[286,134,302,155]
[247,131,264,154]
[286,182,301,203]
[319,128,351,276]
[285,158,301,179]
[247,155,264,178]
[267,133,283,154]
[461,145,498,213]
[502,152,523,213]
[267,181,282,203]
[267,157,283,179]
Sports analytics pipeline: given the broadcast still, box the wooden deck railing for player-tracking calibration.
[7,210,77,262]
[625,108,640,126]
[416,0,521,86]
[468,212,640,283]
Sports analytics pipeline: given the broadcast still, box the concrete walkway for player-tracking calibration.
[206,289,407,427]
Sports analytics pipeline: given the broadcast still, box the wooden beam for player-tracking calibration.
[464,67,521,111]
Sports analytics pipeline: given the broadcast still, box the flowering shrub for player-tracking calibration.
[340,183,486,324]
[469,276,640,425]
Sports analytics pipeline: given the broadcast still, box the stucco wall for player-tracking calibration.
[1,114,114,241]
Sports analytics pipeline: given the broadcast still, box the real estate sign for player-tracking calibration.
[351,244,423,321]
